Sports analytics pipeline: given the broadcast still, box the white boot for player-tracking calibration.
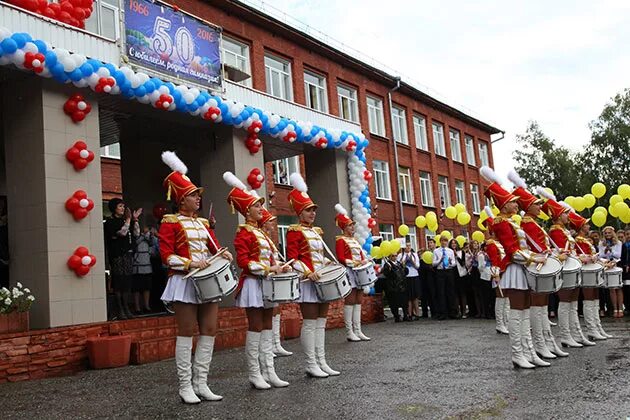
[542,305,568,357]
[503,299,510,332]
[175,336,201,404]
[344,305,360,342]
[353,304,371,341]
[531,306,556,359]
[509,309,535,369]
[315,317,340,376]
[246,331,271,390]
[495,297,509,334]
[570,301,595,346]
[592,300,613,338]
[192,336,223,401]
[301,319,328,378]
[272,314,293,356]
[584,300,606,340]
[259,330,289,388]
[558,301,582,348]
[521,309,550,367]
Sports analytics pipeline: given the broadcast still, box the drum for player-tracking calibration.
[526,256,562,293]
[353,262,377,287]
[604,267,623,288]
[262,272,300,303]
[189,257,237,302]
[560,256,582,289]
[581,263,605,288]
[314,264,351,302]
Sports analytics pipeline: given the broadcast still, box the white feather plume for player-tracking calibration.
[483,206,494,219]
[535,186,556,201]
[507,169,527,189]
[335,203,348,216]
[479,166,504,184]
[161,151,187,175]
[222,171,247,191]
[560,201,574,211]
[289,172,308,192]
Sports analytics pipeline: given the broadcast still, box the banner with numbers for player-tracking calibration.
[124,0,222,88]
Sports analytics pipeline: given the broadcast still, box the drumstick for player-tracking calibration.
[183,248,228,279]
[497,283,504,298]
[280,259,295,269]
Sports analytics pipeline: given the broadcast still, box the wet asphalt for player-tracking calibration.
[3,316,629,420]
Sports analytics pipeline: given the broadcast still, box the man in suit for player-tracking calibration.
[432,236,458,320]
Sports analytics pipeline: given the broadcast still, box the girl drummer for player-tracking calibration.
[159,151,232,404]
[335,203,371,342]
[223,172,290,389]
[600,226,623,318]
[286,173,340,378]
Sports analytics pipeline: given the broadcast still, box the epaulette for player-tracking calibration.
[198,217,210,228]
[288,224,303,232]
[521,215,536,223]
[314,227,324,235]
[160,214,179,224]
[549,224,563,231]
[237,224,254,232]
[493,215,508,223]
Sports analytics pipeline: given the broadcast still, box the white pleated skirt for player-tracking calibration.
[161,273,216,306]
[346,267,359,289]
[298,279,321,303]
[235,276,276,309]
[499,263,529,290]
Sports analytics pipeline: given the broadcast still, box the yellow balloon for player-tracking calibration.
[427,221,439,233]
[434,234,442,244]
[594,206,607,216]
[610,194,623,206]
[591,182,606,198]
[609,204,619,218]
[455,203,466,214]
[619,184,630,200]
[592,211,606,227]
[479,211,488,222]
[445,206,458,219]
[426,211,438,225]
[573,197,586,212]
[380,240,391,257]
[457,212,471,226]
[537,211,549,221]
[583,194,596,209]
[472,231,485,243]
[512,214,522,225]
[614,201,629,217]
[564,196,575,207]
[621,208,630,224]
[421,251,433,264]
[415,215,426,229]
[477,218,488,231]
[391,239,402,254]
[370,246,381,259]
[492,206,500,216]
[544,187,554,197]
[398,224,409,236]
[440,230,453,240]
[456,235,466,248]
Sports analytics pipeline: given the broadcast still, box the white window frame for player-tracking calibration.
[450,129,462,162]
[413,114,428,151]
[337,83,359,122]
[304,70,328,112]
[265,54,293,100]
[478,141,489,167]
[272,156,300,186]
[373,160,392,200]
[465,135,476,166]
[379,224,394,241]
[470,184,481,214]
[407,226,418,251]
[425,228,436,246]
[277,224,290,258]
[100,143,120,159]
[438,176,451,209]
[367,95,385,136]
[85,0,120,40]
[433,122,446,157]
[455,180,466,206]
[392,105,408,145]
[398,166,414,204]
[419,171,434,207]
[221,36,252,87]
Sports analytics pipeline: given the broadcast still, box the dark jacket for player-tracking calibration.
[382,259,407,293]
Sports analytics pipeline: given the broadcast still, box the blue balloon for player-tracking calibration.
[143,81,155,93]
[176,99,186,110]
[33,40,47,54]
[233,116,243,125]
[187,103,198,113]
[172,90,182,103]
[69,69,83,82]
[277,120,287,131]
[113,71,126,86]
[11,33,27,48]
[1,38,17,54]
[164,82,175,94]
[122,88,134,99]
[134,86,146,97]
[86,58,100,71]
[80,63,93,78]
[16,32,32,43]
[150,77,162,88]
[52,71,68,83]
[44,51,57,67]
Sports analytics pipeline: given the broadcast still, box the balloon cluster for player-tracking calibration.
[65,190,94,220]
[444,202,471,226]
[7,0,94,29]
[67,246,96,277]
[247,168,264,190]
[63,93,91,123]
[414,211,438,232]
[369,238,402,259]
[65,140,95,170]
[244,120,263,154]
[561,183,630,227]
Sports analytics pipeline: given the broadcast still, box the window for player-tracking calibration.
[413,115,428,151]
[398,167,414,204]
[265,54,292,100]
[392,106,408,145]
[276,215,298,258]
[222,36,251,86]
[425,228,436,246]
[450,129,462,162]
[373,160,391,200]
[465,135,476,166]
[455,180,466,206]
[304,71,328,112]
[432,122,446,156]
[379,224,394,241]
[438,176,451,208]
[470,184,481,214]
[272,156,300,186]
[478,142,489,167]
[100,143,120,159]
[337,84,358,122]
[485,197,492,208]
[367,95,385,136]
[407,226,418,251]
[419,172,434,207]
[85,0,120,40]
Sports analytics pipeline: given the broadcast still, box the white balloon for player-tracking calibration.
[251,112,260,121]
[11,50,25,67]
[129,75,141,89]
[137,95,150,104]
[136,72,149,84]
[72,54,86,67]
[158,85,170,95]
[183,92,195,104]
[72,79,89,88]
[61,57,75,72]
[23,42,38,54]
[87,73,100,86]
[189,87,200,97]
[110,85,121,95]
[0,28,11,41]
[81,256,92,266]
[96,67,110,78]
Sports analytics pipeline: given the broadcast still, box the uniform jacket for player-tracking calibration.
[233,223,276,296]
[335,235,365,267]
[286,224,332,276]
[491,214,533,270]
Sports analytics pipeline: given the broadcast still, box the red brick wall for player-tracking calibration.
[100,157,122,200]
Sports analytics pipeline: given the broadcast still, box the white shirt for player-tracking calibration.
[398,252,419,277]
[432,247,456,270]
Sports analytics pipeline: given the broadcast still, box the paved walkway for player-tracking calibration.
[3,317,630,419]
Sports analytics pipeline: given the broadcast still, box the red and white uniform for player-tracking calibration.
[521,216,551,254]
[492,214,534,290]
[549,224,576,254]
[233,223,276,308]
[286,224,332,303]
[575,236,596,256]
[485,238,505,283]
[336,235,365,289]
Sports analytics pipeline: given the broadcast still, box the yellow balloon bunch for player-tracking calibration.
[472,231,485,243]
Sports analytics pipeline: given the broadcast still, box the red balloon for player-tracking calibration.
[77,19,85,29]
[76,265,90,276]
[58,10,72,23]
[86,199,94,211]
[23,0,38,11]
[65,197,80,211]
[66,147,80,162]
[36,0,47,9]
[73,158,88,170]
[83,7,91,18]
[72,6,85,20]
[86,150,95,162]
[63,99,77,115]
[75,246,89,257]
[88,255,97,267]
[81,0,92,7]
[67,255,81,269]
[74,190,87,199]
[83,102,92,114]
[60,1,74,13]
[49,2,61,13]
[42,7,57,18]
[73,208,88,220]
[71,111,86,122]
[73,140,87,150]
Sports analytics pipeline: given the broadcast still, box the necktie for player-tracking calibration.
[442,247,448,269]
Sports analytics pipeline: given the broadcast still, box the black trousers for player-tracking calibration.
[420,273,436,317]
[388,290,408,320]
[435,269,457,319]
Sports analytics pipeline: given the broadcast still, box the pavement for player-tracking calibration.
[3,316,630,420]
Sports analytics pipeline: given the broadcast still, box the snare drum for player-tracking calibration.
[353,262,377,287]
[526,256,562,293]
[189,257,237,302]
[581,263,604,288]
[262,272,300,303]
[604,267,623,288]
[560,256,582,289]
[314,264,351,302]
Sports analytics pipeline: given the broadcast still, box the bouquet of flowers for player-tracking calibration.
[0,283,35,314]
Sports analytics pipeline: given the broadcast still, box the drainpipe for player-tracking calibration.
[387,76,404,226]
[491,131,505,144]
